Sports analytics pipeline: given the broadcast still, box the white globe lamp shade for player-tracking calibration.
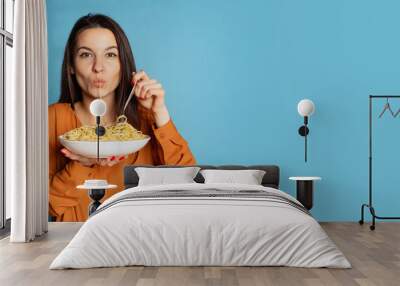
[297,99,315,117]
[90,99,107,117]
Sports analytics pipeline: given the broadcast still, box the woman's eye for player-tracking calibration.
[79,52,92,58]
[106,52,118,58]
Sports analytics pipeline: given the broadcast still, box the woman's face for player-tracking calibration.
[72,27,121,99]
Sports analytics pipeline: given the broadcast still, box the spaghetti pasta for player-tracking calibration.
[63,115,147,141]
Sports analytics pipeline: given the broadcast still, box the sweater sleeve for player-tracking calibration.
[151,119,197,165]
[138,105,196,165]
[48,105,95,221]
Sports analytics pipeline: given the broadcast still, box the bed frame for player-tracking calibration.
[124,165,280,189]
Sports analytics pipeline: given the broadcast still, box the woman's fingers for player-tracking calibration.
[102,155,127,166]
[132,70,150,86]
[61,148,81,160]
[61,148,127,167]
[61,148,96,167]
[143,88,165,100]
[106,155,126,161]
[106,155,116,162]
[139,83,163,99]
[135,79,157,98]
[104,156,116,167]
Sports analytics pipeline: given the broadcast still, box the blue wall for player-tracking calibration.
[46,0,400,221]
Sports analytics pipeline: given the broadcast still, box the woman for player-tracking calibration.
[49,14,196,222]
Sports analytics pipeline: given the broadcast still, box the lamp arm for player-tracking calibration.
[97,116,100,162]
[95,116,106,162]
[305,129,307,162]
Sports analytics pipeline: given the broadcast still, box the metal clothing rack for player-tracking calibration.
[359,95,400,230]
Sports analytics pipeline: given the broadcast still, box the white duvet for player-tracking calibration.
[49,183,351,269]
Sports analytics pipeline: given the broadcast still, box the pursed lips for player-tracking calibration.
[93,79,106,87]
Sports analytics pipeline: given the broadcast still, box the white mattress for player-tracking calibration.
[50,183,351,269]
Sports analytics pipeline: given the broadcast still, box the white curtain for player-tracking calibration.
[8,0,49,242]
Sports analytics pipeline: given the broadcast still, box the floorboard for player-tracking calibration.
[0,222,399,286]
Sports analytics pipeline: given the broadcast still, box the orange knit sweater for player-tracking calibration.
[48,103,196,222]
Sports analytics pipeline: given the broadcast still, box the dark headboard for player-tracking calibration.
[124,165,280,189]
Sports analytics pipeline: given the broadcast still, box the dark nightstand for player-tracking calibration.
[289,176,321,210]
[77,181,117,215]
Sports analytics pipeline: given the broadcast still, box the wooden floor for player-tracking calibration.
[0,222,399,286]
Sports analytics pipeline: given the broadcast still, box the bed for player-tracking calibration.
[49,165,351,269]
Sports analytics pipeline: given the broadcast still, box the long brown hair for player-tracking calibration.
[58,13,140,128]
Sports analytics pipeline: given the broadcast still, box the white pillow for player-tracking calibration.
[200,169,266,185]
[135,167,201,186]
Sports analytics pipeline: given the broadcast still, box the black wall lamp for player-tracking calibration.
[297,99,315,162]
[90,99,107,162]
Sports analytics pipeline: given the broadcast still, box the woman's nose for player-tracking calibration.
[93,58,104,73]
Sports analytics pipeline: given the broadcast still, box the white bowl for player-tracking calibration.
[59,135,151,158]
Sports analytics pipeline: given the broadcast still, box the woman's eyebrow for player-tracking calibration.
[76,46,92,52]
[76,46,118,52]
[105,46,118,51]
